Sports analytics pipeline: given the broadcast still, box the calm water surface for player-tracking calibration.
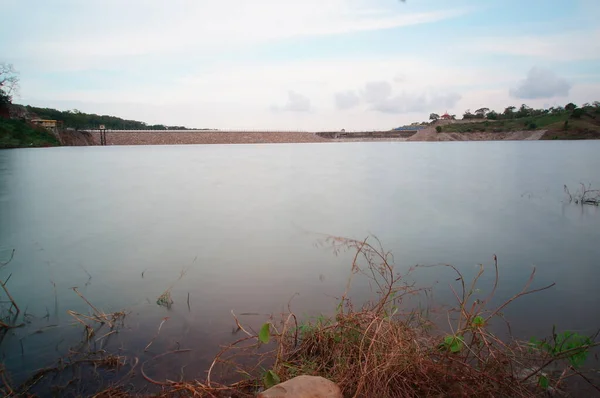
[1,141,599,389]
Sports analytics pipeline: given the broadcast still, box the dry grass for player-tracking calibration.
[67,287,127,341]
[267,238,546,397]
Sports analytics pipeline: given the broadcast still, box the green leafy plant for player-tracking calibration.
[441,334,464,353]
[259,323,271,344]
[263,369,280,388]
[471,315,485,328]
[530,329,593,369]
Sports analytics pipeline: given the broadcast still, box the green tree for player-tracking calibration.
[516,104,532,118]
[0,63,19,109]
[475,107,489,118]
[503,106,516,118]
[429,113,440,121]
[486,110,498,120]
[565,102,577,112]
[463,109,475,119]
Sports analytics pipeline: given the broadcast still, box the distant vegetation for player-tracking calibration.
[0,63,60,148]
[24,106,193,131]
[428,102,600,139]
[0,118,60,148]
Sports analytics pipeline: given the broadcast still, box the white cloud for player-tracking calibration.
[509,67,571,99]
[349,80,461,114]
[334,91,361,110]
[272,91,311,112]
[372,92,461,114]
[7,0,467,71]
[362,81,393,104]
[464,29,600,61]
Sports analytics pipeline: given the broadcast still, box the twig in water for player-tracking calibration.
[140,349,192,385]
[0,249,15,268]
[145,317,169,352]
[231,311,254,337]
[96,330,117,343]
[72,287,104,319]
[0,319,24,329]
[187,292,190,312]
[79,264,92,286]
[0,275,20,314]
[78,264,92,279]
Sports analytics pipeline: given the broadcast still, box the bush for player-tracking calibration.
[571,108,585,118]
[435,126,442,133]
[528,122,537,130]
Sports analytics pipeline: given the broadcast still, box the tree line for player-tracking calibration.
[24,106,193,131]
[429,102,600,122]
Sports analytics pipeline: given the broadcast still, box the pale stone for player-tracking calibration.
[258,375,342,398]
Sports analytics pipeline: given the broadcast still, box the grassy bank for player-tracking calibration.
[438,106,600,140]
[0,118,60,148]
[1,237,599,397]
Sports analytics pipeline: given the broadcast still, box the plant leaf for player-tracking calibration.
[472,316,484,327]
[263,370,280,388]
[259,323,270,344]
[538,374,549,389]
[442,335,464,353]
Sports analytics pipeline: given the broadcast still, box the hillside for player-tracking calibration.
[432,103,600,140]
[0,118,61,148]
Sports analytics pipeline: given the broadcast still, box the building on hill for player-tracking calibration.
[31,119,59,128]
[441,112,453,120]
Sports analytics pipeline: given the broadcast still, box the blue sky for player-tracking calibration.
[1,0,599,129]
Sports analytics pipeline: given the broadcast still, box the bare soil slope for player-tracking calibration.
[407,127,546,142]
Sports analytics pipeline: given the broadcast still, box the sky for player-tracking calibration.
[1,0,600,130]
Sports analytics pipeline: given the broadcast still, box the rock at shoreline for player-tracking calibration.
[258,375,342,398]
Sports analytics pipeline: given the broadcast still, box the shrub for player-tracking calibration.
[571,108,584,118]
[528,122,537,130]
[435,126,442,133]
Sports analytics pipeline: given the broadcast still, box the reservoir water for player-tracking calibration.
[1,141,599,392]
